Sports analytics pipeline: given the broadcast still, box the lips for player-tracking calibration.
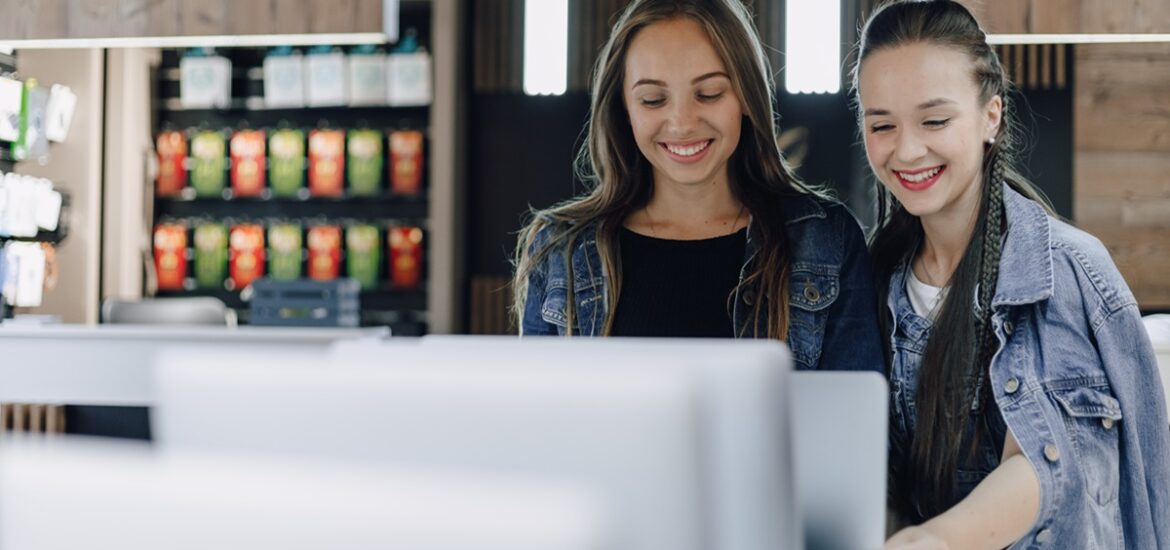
[660,139,713,164]
[894,165,945,191]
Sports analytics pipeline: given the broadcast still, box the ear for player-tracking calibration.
[983,94,1003,142]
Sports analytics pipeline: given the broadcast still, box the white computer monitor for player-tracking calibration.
[0,438,612,550]
[152,344,707,550]
[791,371,888,550]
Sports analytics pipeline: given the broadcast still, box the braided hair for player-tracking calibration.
[851,0,1054,522]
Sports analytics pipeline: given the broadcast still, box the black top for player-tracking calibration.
[610,226,747,338]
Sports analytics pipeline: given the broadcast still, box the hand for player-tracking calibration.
[885,526,949,550]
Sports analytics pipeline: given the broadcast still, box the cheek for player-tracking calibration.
[862,134,888,166]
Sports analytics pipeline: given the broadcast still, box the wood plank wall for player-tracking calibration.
[1075,43,1170,309]
[0,0,383,40]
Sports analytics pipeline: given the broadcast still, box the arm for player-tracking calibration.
[819,208,885,373]
[886,432,1040,550]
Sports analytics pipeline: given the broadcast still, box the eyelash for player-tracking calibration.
[639,92,724,107]
[869,118,952,133]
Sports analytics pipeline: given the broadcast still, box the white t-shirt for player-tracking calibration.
[907,268,947,321]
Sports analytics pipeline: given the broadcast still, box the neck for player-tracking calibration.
[913,176,985,286]
[632,172,745,239]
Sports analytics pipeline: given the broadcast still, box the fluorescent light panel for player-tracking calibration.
[523,0,568,96]
[785,0,841,94]
[988,33,1170,45]
[0,33,387,50]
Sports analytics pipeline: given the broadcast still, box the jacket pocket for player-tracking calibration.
[1051,384,1123,506]
[786,265,839,369]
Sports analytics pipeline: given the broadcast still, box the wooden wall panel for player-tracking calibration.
[0,0,381,39]
[960,0,1170,34]
[1075,43,1170,309]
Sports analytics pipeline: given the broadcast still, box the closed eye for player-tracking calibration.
[697,92,724,102]
[640,98,666,107]
[870,124,894,134]
[924,118,951,128]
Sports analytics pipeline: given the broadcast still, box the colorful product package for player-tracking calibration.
[156,131,188,197]
[388,225,423,289]
[389,130,424,196]
[308,129,345,197]
[153,223,188,291]
[229,224,266,289]
[347,129,383,196]
[268,128,306,198]
[268,223,304,281]
[345,224,381,290]
[193,222,229,289]
[307,225,342,281]
[230,129,267,198]
[190,129,228,198]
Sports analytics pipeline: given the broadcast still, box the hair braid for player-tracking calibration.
[970,147,1006,413]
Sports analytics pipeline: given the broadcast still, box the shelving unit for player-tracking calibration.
[147,3,439,335]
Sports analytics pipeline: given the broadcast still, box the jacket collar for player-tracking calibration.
[993,183,1054,307]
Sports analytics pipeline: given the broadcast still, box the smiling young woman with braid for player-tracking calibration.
[853,1,1170,549]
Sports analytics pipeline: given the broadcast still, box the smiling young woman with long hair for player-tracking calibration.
[510,0,882,373]
[853,1,1170,548]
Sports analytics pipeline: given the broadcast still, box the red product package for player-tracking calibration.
[307,225,342,281]
[156,131,188,197]
[230,129,267,197]
[388,225,423,289]
[229,224,266,289]
[308,129,346,197]
[153,223,188,290]
[389,130,424,196]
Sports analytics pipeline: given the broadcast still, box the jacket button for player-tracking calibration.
[1003,320,1014,335]
[1043,444,1060,462]
[1102,418,1115,430]
[743,289,756,306]
[1035,528,1052,543]
[803,284,820,303]
[1004,377,1020,394]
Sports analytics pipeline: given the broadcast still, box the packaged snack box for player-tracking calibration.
[307,225,342,280]
[153,223,188,291]
[389,130,424,196]
[347,129,383,196]
[230,129,267,197]
[190,129,228,198]
[269,128,306,198]
[229,223,266,289]
[308,129,345,197]
[268,223,304,281]
[345,223,381,290]
[388,225,423,289]
[194,222,229,289]
[156,131,188,197]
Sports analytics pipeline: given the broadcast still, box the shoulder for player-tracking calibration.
[779,193,866,247]
[1046,217,1136,318]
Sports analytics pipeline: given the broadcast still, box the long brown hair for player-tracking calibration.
[512,0,826,338]
[851,0,1055,521]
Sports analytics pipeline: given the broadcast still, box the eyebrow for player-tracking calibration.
[863,97,957,117]
[631,71,730,89]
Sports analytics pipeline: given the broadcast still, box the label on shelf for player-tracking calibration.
[230,129,267,198]
[347,129,383,196]
[191,130,228,198]
[156,130,188,197]
[389,130,424,196]
[194,222,229,289]
[268,223,304,281]
[307,225,342,281]
[308,129,345,198]
[153,223,188,291]
[346,224,381,290]
[269,128,306,198]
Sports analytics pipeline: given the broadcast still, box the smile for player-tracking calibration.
[894,165,945,191]
[660,140,712,163]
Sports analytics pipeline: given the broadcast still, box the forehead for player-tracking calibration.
[858,42,981,110]
[624,17,726,82]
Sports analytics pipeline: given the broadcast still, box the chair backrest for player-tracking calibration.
[102,297,235,326]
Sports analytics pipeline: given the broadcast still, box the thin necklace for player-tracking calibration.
[644,203,746,239]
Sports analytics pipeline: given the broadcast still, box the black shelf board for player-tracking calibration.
[155,195,428,222]
[155,102,430,131]
[156,287,426,312]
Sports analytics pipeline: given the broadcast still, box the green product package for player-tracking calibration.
[191,130,227,197]
[269,128,306,197]
[345,224,382,290]
[193,223,229,289]
[268,223,304,280]
[346,129,383,196]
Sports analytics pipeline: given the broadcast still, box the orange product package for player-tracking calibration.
[230,129,267,197]
[307,225,342,281]
[156,131,188,197]
[388,225,423,289]
[153,223,188,290]
[389,130,424,196]
[229,224,266,289]
[308,129,346,197]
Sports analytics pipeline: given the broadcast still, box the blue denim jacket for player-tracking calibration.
[521,194,884,373]
[887,184,1170,548]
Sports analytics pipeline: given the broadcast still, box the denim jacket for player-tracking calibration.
[520,194,884,373]
[887,184,1170,548]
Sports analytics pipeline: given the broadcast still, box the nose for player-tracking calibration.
[665,98,699,136]
[893,128,927,164]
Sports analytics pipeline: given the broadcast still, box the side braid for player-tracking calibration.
[970,147,1006,412]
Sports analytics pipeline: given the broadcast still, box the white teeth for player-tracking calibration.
[899,166,942,183]
[665,141,710,157]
